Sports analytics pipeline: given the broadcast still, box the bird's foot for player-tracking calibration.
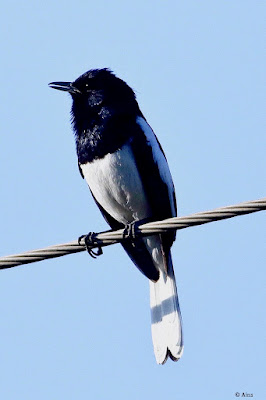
[123,222,139,241]
[78,232,103,259]
[122,218,151,241]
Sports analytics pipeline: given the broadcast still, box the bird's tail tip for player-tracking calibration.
[149,256,183,365]
[157,345,184,365]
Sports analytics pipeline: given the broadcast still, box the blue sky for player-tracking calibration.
[0,1,265,399]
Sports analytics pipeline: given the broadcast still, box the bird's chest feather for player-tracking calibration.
[80,143,151,224]
[75,110,135,163]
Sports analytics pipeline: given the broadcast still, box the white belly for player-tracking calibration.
[80,143,152,224]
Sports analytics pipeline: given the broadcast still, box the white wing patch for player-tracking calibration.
[136,117,176,217]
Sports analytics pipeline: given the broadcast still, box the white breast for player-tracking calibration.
[80,143,152,224]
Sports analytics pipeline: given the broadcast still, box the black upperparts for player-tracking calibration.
[69,69,143,163]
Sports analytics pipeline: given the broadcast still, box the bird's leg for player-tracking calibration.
[78,232,103,258]
[123,222,138,241]
[122,218,152,242]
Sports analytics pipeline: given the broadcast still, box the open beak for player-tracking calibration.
[48,81,81,94]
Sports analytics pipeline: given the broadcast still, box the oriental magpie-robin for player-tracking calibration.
[49,69,183,364]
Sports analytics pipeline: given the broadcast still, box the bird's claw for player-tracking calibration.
[78,232,103,259]
[123,221,141,241]
[122,218,152,243]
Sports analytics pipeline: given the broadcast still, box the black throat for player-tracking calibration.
[71,84,143,164]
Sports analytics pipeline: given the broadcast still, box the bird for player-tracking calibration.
[49,68,183,364]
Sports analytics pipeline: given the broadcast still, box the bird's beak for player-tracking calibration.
[48,81,81,94]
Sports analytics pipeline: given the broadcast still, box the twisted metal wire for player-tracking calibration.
[0,198,265,269]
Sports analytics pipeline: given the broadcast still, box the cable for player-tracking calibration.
[0,198,265,269]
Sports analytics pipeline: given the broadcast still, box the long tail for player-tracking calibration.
[149,253,183,364]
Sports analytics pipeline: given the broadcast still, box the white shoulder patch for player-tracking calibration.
[136,117,176,216]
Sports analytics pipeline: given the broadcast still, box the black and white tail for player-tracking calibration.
[149,253,183,364]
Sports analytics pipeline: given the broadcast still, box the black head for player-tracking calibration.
[49,69,143,162]
[49,68,137,107]
[49,68,141,134]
